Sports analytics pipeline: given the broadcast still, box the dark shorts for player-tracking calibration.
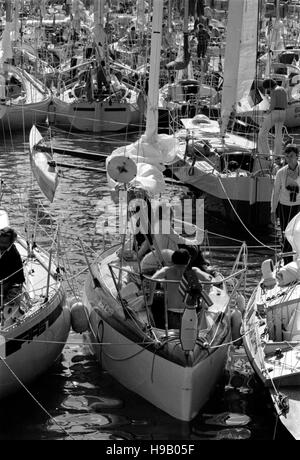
[168,311,182,329]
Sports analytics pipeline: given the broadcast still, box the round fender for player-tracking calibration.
[70,301,89,333]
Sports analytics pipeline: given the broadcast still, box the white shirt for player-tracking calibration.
[271,164,300,212]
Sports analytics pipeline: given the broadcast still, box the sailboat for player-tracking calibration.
[51,0,142,133]
[171,0,275,230]
[0,1,51,131]
[243,212,300,440]
[81,0,246,422]
[0,157,70,400]
[256,1,300,129]
[158,0,218,129]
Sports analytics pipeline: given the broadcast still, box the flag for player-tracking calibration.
[178,271,190,303]
[179,268,213,306]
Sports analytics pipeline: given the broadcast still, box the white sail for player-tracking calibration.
[220,0,259,135]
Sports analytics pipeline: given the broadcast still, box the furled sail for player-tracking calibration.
[220,0,259,136]
[106,134,178,194]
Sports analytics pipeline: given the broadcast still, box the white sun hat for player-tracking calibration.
[0,210,9,230]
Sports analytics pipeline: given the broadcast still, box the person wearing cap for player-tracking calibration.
[271,144,300,263]
[258,78,287,158]
[0,219,25,295]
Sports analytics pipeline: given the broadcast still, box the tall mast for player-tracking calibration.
[144,0,164,142]
[93,0,106,60]
[182,0,189,80]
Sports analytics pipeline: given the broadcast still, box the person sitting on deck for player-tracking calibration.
[0,212,25,298]
[151,249,212,329]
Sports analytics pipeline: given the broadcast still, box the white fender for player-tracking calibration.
[261,259,276,289]
[236,293,246,315]
[230,307,242,345]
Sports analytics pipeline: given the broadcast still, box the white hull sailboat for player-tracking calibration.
[0,64,51,132]
[171,115,273,228]
[52,0,142,133]
[0,2,51,131]
[83,246,231,421]
[0,233,70,399]
[81,0,245,422]
[243,213,300,439]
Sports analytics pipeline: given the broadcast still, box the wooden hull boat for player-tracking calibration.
[0,235,70,399]
[243,262,300,439]
[82,244,231,421]
[0,65,51,131]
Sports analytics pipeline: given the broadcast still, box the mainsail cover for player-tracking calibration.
[106,134,178,194]
[220,0,259,136]
[29,125,59,203]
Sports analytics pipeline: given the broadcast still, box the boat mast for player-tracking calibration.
[93,0,106,61]
[181,0,189,80]
[144,0,164,143]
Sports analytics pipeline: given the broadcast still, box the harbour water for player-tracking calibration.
[0,127,295,440]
